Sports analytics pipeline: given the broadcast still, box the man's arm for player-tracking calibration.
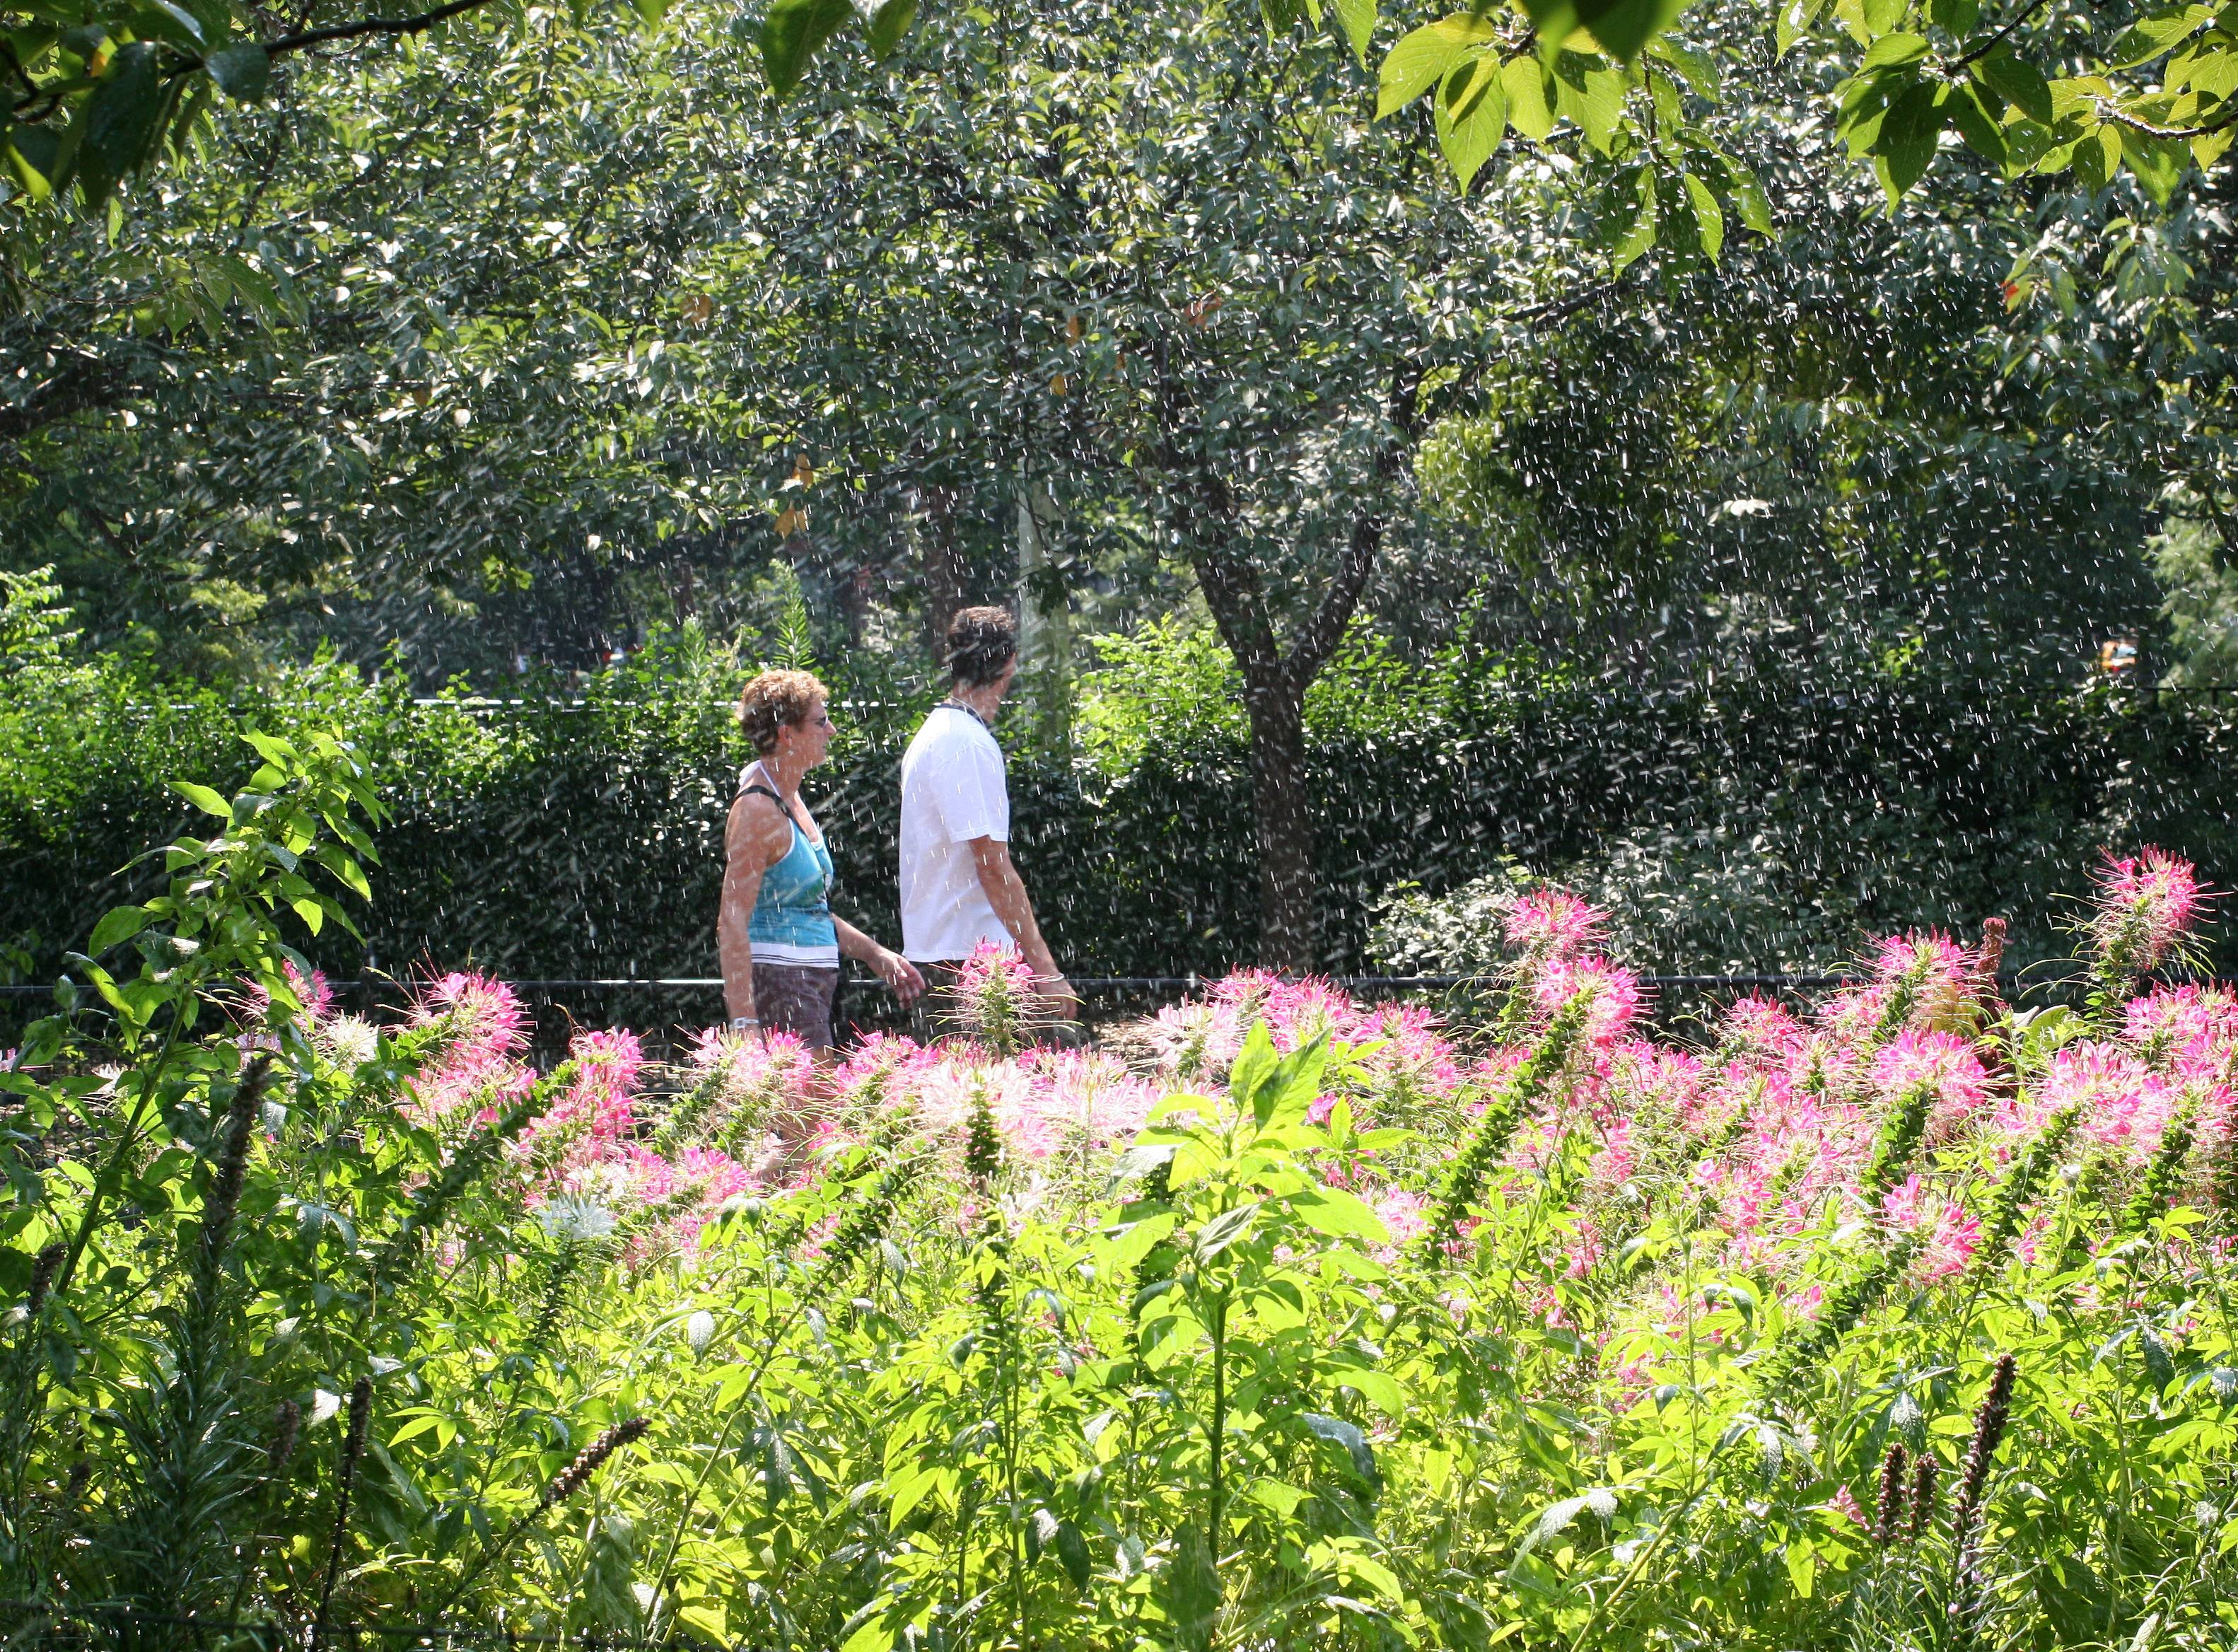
[968,835,1078,1018]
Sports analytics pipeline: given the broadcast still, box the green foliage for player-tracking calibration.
[9,618,2238,1023]
[8,735,2238,1647]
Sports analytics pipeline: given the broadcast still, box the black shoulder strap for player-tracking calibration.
[739,779,805,835]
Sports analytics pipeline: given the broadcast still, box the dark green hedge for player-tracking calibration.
[6,650,2237,1035]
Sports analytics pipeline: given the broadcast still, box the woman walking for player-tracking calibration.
[718,669,923,1054]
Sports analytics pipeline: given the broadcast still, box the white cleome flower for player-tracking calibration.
[321,1016,378,1067]
[537,1195,617,1244]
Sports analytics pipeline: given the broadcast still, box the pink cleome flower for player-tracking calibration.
[2034,1041,2181,1165]
[1532,958,1643,1048]
[1505,890,1607,960]
[2092,847,2205,975]
[1871,1028,1991,1139]
[2124,986,2238,1083]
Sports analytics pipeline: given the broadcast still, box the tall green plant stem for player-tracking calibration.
[644,1156,914,1623]
[1561,1431,1736,1652]
[1206,1287,1230,1599]
[50,1010,191,1302]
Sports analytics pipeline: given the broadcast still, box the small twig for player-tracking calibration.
[2092,96,2238,142]
[263,0,496,60]
[1949,0,2056,69]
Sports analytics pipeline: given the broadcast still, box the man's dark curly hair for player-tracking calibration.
[945,606,1018,689]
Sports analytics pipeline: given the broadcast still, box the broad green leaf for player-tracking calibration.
[1051,1518,1092,1591]
[1228,1021,1281,1118]
[1289,1185,1390,1242]
[1502,54,1556,138]
[1861,30,1928,66]
[1574,0,1694,64]
[1376,14,1496,117]
[1869,81,1945,198]
[1335,1365,1406,1414]
[2072,120,2120,188]
[1648,35,1718,97]
[2109,6,2212,69]
[136,0,205,47]
[79,42,163,207]
[1776,0,1832,54]
[1195,1201,1260,1260]
[1300,1411,1381,1487]
[866,0,917,55]
[762,0,855,98]
[1165,1526,1220,1652]
[1334,0,1376,63]
[170,780,233,819]
[87,904,151,953]
[1682,168,1723,258]
[1785,1539,1817,1597]
[677,1602,728,1644]
[1715,150,1773,231]
[1946,80,2009,167]
[7,125,63,202]
[1612,167,1657,269]
[2121,124,2186,199]
[388,1412,451,1446]
[1566,64,1628,153]
[1976,47,2055,122]
[205,43,270,101]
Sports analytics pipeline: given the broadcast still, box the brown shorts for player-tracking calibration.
[753,961,840,1050]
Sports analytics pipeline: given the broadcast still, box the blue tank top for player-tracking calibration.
[741,766,839,965]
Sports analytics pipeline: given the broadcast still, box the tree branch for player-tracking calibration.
[1949,0,2056,69]
[2091,95,2238,141]
[263,0,496,60]
[1282,357,1423,697]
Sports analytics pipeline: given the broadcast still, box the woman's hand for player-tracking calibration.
[874,949,927,1005]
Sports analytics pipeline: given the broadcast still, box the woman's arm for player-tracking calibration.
[718,794,788,1024]
[834,918,926,1005]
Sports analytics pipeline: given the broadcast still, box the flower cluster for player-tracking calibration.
[282,851,2232,1357]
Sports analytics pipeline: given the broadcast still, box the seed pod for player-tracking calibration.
[24,1240,66,1320]
[268,1397,303,1476]
[1908,1453,1939,1541]
[538,1417,650,1513]
[1872,1443,1908,1549]
[1972,919,2007,998]
[1951,1354,2017,1549]
[202,1056,273,1276]
[963,1083,1003,1188]
[312,1376,374,1651]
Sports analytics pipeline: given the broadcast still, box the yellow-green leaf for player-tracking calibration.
[1503,54,1557,138]
[1377,14,1496,117]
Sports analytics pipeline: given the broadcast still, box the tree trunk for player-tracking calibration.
[1240,671,1316,972]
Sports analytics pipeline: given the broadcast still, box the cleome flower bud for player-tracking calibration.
[538,1417,651,1513]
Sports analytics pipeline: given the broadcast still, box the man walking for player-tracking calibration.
[899,606,1078,1018]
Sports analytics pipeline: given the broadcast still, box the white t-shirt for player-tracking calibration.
[899,705,1012,962]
